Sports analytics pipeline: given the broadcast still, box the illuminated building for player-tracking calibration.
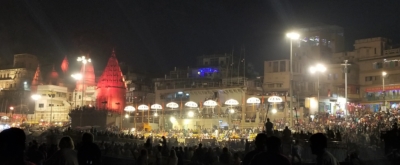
[264,24,346,122]
[28,85,70,124]
[154,54,263,130]
[333,37,400,112]
[0,54,38,120]
[96,49,127,112]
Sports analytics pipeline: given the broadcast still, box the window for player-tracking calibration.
[39,104,44,108]
[333,74,338,80]
[273,62,279,72]
[276,84,282,88]
[365,76,373,82]
[279,61,286,72]
[79,95,81,99]
[267,84,274,88]
[373,62,383,69]
[374,48,377,54]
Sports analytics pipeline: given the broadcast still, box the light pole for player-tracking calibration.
[31,94,41,123]
[309,64,327,112]
[382,71,387,112]
[71,73,83,126]
[286,32,300,127]
[77,56,91,108]
[124,106,136,133]
[10,106,14,123]
[341,60,351,116]
[48,92,55,126]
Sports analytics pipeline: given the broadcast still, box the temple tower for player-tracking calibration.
[96,49,126,112]
[31,65,42,93]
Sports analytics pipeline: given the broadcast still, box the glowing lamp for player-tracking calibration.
[271,109,277,114]
[188,111,194,117]
[229,109,235,114]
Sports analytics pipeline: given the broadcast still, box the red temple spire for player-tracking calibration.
[61,56,69,73]
[96,49,126,112]
[31,65,42,93]
[48,65,59,85]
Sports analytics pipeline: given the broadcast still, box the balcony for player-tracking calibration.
[364,95,400,101]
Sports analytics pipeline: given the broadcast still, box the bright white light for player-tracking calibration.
[309,66,316,74]
[138,104,149,111]
[71,73,83,80]
[24,81,27,85]
[184,119,190,125]
[125,114,129,118]
[185,101,198,108]
[229,109,235,114]
[203,100,218,107]
[382,71,387,76]
[170,116,177,123]
[310,115,315,120]
[316,64,326,72]
[271,109,277,114]
[246,97,261,104]
[77,56,91,64]
[225,99,239,106]
[186,93,189,96]
[178,91,183,94]
[188,111,194,117]
[124,106,136,112]
[31,94,41,101]
[154,112,158,117]
[286,32,300,40]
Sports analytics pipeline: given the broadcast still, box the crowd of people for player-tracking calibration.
[1,107,400,164]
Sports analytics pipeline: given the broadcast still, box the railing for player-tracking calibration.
[364,95,400,101]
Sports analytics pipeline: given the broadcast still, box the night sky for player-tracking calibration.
[1,0,400,77]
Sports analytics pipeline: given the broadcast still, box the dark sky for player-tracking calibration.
[1,0,400,77]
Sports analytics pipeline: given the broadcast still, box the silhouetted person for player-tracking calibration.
[137,149,148,165]
[291,140,302,164]
[283,126,292,139]
[191,143,205,163]
[392,122,398,131]
[219,147,232,165]
[249,136,291,165]
[46,136,78,165]
[265,118,273,135]
[77,133,102,165]
[0,128,35,165]
[242,133,268,165]
[309,133,339,165]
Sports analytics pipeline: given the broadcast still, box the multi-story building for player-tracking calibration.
[29,84,71,124]
[152,54,264,130]
[334,37,400,112]
[264,24,350,123]
[0,54,38,122]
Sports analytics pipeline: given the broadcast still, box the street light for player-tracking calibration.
[382,71,387,112]
[286,32,300,127]
[124,105,136,133]
[309,64,327,112]
[9,106,14,123]
[77,56,91,108]
[31,94,41,122]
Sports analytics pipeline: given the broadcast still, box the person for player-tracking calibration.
[45,136,78,165]
[77,132,102,165]
[191,143,205,163]
[168,150,178,165]
[232,152,241,165]
[291,140,302,164]
[309,133,339,165]
[249,136,291,165]
[136,149,148,165]
[0,128,35,165]
[242,133,267,165]
[265,118,273,135]
[219,147,232,164]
